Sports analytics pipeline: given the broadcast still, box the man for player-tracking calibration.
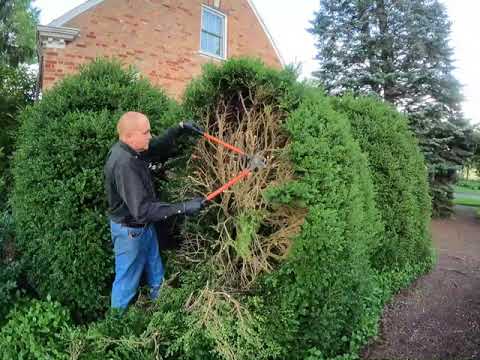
[104,111,204,310]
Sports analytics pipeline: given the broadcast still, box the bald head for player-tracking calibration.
[117,112,152,152]
[117,112,148,139]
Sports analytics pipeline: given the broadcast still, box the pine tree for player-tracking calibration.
[310,0,474,216]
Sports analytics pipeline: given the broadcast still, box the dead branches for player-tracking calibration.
[180,92,306,290]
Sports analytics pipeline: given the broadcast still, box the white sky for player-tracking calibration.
[33,0,480,124]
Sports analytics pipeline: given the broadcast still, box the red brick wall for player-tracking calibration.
[40,0,282,98]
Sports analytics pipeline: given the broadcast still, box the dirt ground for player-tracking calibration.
[362,205,480,360]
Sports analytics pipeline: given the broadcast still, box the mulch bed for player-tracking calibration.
[362,206,480,360]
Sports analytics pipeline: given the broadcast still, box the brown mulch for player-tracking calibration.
[362,205,480,360]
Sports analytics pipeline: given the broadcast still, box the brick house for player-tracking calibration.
[36,0,284,98]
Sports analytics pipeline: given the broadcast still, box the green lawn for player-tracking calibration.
[453,197,480,207]
[453,185,480,195]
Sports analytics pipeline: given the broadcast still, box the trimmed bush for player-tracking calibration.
[183,57,303,120]
[262,91,384,359]
[181,57,305,290]
[331,96,433,273]
[12,59,179,321]
[7,58,436,360]
[171,57,305,359]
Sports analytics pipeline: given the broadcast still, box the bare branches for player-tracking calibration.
[179,92,306,290]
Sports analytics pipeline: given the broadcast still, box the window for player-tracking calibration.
[200,6,226,59]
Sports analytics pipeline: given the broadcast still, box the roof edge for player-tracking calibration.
[48,0,104,27]
[246,0,285,67]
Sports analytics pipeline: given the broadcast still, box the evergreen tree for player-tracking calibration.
[310,0,473,216]
[0,0,38,203]
[0,0,39,66]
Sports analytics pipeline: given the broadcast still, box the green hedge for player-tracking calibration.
[12,59,179,321]
[332,96,433,272]
[0,298,71,359]
[0,209,22,324]
[262,92,384,359]
[5,59,435,359]
[183,57,303,121]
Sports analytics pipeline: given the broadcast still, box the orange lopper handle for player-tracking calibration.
[205,168,251,201]
[202,132,246,156]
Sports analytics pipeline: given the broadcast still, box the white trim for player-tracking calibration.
[246,0,285,67]
[37,25,80,41]
[37,25,80,48]
[200,4,228,60]
[198,50,225,62]
[48,0,104,27]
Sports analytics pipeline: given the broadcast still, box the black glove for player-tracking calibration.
[182,197,205,216]
[179,121,204,136]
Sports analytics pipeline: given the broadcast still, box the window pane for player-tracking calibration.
[202,9,223,36]
[200,8,225,57]
[201,32,223,57]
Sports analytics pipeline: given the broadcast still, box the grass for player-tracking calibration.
[453,197,480,207]
[453,185,480,195]
[454,180,480,208]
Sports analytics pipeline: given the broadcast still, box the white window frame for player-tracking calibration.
[199,5,227,60]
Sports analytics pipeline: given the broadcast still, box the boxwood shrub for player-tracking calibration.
[332,96,433,273]
[0,209,22,325]
[6,59,436,360]
[12,59,179,321]
[183,57,304,120]
[262,91,384,359]
[0,298,71,359]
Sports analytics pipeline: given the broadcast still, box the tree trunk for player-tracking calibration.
[375,0,396,103]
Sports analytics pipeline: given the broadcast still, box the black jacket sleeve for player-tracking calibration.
[114,160,186,223]
[143,126,183,163]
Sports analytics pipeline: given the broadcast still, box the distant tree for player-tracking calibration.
[310,0,474,216]
[466,127,480,178]
[0,65,36,165]
[0,0,38,203]
[0,0,39,66]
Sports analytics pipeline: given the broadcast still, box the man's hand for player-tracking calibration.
[179,121,204,136]
[182,197,206,216]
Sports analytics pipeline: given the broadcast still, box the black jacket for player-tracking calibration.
[104,126,186,225]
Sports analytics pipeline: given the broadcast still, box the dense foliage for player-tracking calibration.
[12,60,179,320]
[0,0,38,204]
[183,57,303,120]
[0,298,71,359]
[0,210,22,324]
[332,96,433,271]
[262,91,384,359]
[0,0,39,66]
[0,64,36,204]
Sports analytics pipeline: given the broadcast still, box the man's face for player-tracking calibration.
[128,116,152,152]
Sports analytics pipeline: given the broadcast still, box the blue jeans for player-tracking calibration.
[110,221,164,309]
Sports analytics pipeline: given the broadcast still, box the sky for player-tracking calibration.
[33,0,480,124]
